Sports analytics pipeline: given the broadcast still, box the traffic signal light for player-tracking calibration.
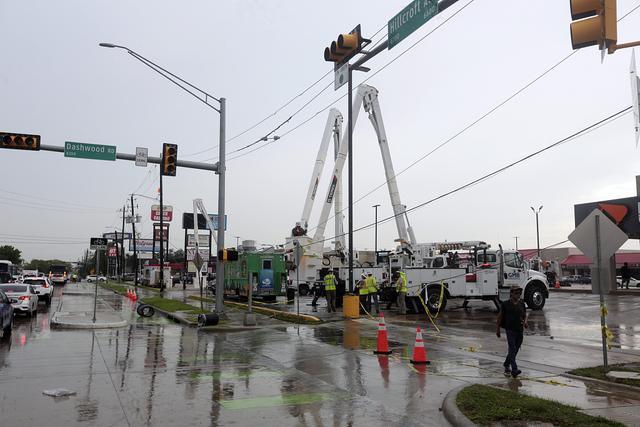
[217,249,239,261]
[0,132,40,151]
[324,25,369,65]
[570,0,617,51]
[162,143,177,176]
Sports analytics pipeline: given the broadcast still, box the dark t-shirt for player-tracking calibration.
[500,300,526,332]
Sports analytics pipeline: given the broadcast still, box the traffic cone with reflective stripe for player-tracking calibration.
[410,327,430,364]
[374,312,392,355]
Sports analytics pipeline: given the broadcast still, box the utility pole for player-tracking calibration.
[159,162,165,292]
[531,206,543,258]
[130,194,138,288]
[215,98,226,315]
[513,236,519,251]
[121,204,126,281]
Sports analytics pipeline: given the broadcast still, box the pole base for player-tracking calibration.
[243,313,257,326]
[374,350,392,355]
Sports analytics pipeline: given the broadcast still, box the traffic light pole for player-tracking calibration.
[215,98,226,315]
[159,161,165,292]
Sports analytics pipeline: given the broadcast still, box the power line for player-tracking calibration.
[221,0,476,162]
[304,2,640,235]
[298,106,631,250]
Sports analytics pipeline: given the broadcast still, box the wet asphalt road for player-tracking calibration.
[0,287,639,426]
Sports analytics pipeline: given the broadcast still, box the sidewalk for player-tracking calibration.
[51,282,127,329]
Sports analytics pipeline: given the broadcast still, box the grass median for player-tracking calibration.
[100,282,128,295]
[569,364,640,388]
[456,384,622,426]
[188,296,321,324]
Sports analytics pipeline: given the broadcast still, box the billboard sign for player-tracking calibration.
[186,248,210,262]
[107,246,118,257]
[574,196,640,239]
[182,213,227,230]
[102,232,132,240]
[151,205,173,222]
[130,239,160,253]
[90,237,108,250]
[187,234,210,247]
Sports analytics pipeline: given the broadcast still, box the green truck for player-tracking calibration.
[224,252,286,302]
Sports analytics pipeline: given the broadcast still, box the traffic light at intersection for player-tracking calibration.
[570,0,617,51]
[162,143,177,176]
[0,132,41,151]
[217,249,239,261]
[324,25,369,65]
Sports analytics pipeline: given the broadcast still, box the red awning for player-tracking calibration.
[560,253,640,267]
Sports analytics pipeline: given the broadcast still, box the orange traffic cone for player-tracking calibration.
[374,312,392,355]
[410,327,430,365]
[132,289,138,301]
[555,280,561,289]
[126,289,131,298]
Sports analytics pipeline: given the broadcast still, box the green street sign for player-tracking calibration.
[64,141,116,161]
[388,0,438,50]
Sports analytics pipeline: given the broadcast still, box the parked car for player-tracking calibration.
[0,290,13,339]
[0,284,37,317]
[615,276,640,288]
[22,277,53,305]
[581,275,592,284]
[86,275,107,283]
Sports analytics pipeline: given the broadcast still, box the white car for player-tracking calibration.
[22,277,53,305]
[0,283,38,317]
[86,275,107,283]
[616,276,640,288]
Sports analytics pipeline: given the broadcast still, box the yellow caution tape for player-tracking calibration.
[600,304,608,317]
[417,280,445,333]
[602,325,614,350]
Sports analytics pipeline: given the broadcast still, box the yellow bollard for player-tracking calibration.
[343,295,360,318]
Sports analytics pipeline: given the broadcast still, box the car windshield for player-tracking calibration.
[0,284,27,292]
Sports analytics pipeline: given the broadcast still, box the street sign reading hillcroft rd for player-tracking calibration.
[65,141,116,161]
[388,0,438,49]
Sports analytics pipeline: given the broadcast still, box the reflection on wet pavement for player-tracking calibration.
[0,288,639,426]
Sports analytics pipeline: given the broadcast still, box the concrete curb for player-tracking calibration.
[187,296,323,324]
[50,313,127,329]
[442,384,476,427]
[562,373,640,393]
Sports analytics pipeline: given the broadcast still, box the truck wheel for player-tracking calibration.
[425,286,447,314]
[525,283,546,310]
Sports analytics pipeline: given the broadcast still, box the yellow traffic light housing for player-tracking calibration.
[162,143,177,176]
[324,25,369,65]
[569,0,617,51]
[0,132,41,151]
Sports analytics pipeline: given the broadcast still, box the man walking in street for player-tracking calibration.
[366,273,379,315]
[358,274,369,313]
[621,262,631,289]
[323,270,337,313]
[497,285,528,378]
[396,270,408,315]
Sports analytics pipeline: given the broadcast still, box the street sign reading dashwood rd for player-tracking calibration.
[65,141,116,161]
[388,0,438,49]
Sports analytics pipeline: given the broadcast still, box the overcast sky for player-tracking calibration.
[1,0,640,262]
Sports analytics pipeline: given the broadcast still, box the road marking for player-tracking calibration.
[220,392,343,410]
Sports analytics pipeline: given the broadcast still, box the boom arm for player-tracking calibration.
[295,109,343,235]
[362,85,412,251]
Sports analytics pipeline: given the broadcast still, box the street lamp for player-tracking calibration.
[513,236,519,251]
[372,204,380,254]
[235,236,241,248]
[530,206,543,258]
[100,42,227,315]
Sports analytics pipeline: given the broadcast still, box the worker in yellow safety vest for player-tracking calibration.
[396,271,408,315]
[358,274,369,313]
[323,271,337,313]
[365,273,379,315]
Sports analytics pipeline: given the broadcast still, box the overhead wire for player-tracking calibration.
[305,1,640,236]
[223,0,477,162]
[295,106,632,250]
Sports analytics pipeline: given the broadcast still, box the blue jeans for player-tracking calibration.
[504,329,523,371]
